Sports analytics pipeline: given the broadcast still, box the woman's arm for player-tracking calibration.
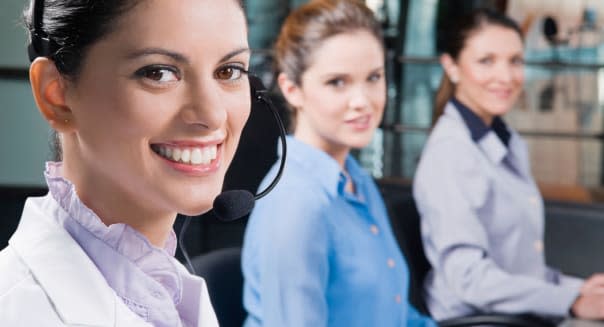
[246,185,331,327]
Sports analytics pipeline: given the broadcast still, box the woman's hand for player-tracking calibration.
[581,274,604,295]
[571,293,604,320]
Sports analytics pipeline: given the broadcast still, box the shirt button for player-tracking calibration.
[534,240,544,252]
[395,294,402,303]
[387,258,396,268]
[152,290,163,299]
[370,225,379,235]
[529,196,540,206]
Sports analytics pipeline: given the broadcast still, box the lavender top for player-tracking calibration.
[44,161,216,327]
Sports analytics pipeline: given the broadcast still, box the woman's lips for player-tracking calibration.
[490,89,514,99]
[150,141,223,175]
[345,115,372,131]
[152,143,218,165]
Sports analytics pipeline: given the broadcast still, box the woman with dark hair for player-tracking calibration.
[0,0,252,325]
[414,8,604,321]
[241,0,435,326]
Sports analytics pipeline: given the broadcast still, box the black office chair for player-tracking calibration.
[380,182,556,327]
[192,247,246,327]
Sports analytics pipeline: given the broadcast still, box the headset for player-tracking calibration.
[27,0,55,62]
[28,0,288,273]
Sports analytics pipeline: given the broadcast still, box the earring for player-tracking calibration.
[64,119,69,123]
[450,75,459,84]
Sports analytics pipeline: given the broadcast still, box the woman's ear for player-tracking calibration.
[440,53,459,84]
[29,57,76,132]
[277,72,304,110]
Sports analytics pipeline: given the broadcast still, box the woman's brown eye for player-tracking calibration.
[216,67,235,80]
[215,66,244,81]
[134,65,180,83]
[145,70,165,81]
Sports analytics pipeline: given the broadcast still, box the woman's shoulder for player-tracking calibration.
[249,163,336,237]
[428,113,475,149]
[0,246,33,295]
[259,159,335,206]
[419,121,481,174]
[414,116,491,193]
[0,246,64,323]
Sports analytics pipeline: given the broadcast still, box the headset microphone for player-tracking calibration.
[210,75,287,222]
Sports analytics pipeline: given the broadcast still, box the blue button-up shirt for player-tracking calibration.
[413,101,583,320]
[242,136,435,327]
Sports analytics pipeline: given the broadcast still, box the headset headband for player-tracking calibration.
[28,0,53,62]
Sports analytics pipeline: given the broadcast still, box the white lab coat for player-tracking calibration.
[0,196,219,327]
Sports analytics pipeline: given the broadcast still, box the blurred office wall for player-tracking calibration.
[0,0,49,187]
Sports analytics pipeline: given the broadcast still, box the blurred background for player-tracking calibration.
[5,0,604,198]
[3,0,604,275]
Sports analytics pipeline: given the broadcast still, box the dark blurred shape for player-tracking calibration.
[192,247,245,327]
[543,16,560,45]
[0,187,47,249]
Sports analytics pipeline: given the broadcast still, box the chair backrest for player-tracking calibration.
[191,247,245,327]
[378,182,431,315]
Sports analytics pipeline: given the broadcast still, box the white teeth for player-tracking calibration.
[202,147,211,164]
[155,144,218,165]
[172,148,182,162]
[181,149,191,163]
[191,148,202,165]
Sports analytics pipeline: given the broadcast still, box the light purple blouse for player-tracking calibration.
[44,161,212,327]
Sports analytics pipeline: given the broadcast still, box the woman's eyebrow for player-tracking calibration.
[319,66,384,79]
[125,47,190,63]
[218,47,250,63]
[124,47,249,65]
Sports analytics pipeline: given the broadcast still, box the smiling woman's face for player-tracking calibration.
[288,30,385,163]
[446,24,524,124]
[61,0,250,222]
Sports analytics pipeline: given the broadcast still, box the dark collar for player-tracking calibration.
[451,97,511,147]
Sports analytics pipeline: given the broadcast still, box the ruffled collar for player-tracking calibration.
[44,161,188,325]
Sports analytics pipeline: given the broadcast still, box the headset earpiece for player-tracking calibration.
[249,75,268,103]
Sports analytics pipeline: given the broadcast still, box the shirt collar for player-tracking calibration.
[282,136,343,196]
[43,161,202,326]
[282,136,366,198]
[451,96,511,147]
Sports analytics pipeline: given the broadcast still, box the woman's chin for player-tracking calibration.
[176,197,215,217]
[347,135,374,150]
[178,205,213,217]
[173,183,225,216]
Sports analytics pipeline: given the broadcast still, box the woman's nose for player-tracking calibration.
[348,86,371,111]
[180,81,227,130]
[496,63,515,83]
